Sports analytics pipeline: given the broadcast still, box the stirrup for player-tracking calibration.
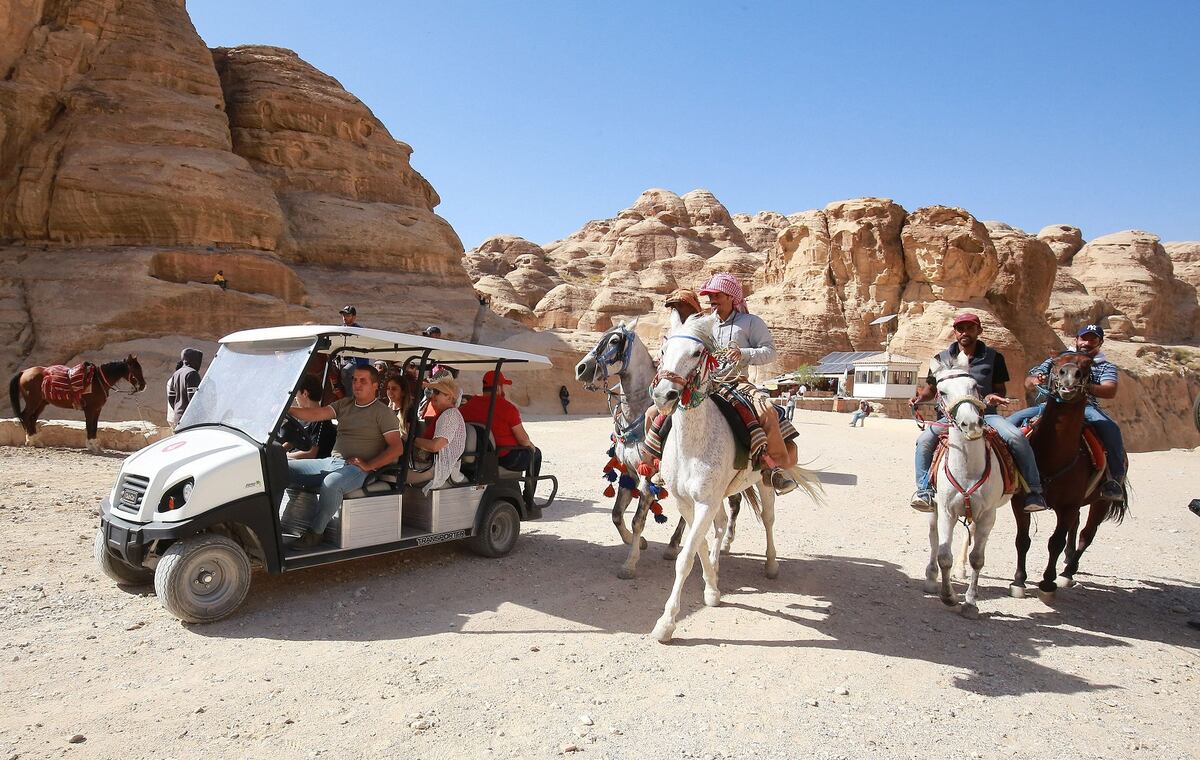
[910,489,935,513]
[770,468,797,496]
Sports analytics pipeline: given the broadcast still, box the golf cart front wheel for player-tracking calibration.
[155,533,251,623]
[470,501,520,558]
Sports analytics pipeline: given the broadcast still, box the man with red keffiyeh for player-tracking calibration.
[697,272,799,495]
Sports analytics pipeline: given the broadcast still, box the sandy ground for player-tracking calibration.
[1,410,1198,760]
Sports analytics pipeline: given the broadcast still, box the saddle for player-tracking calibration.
[929,426,1019,496]
[1020,416,1106,473]
[41,363,96,409]
[643,384,798,471]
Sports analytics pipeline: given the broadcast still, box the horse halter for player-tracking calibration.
[582,324,633,392]
[652,334,719,410]
[935,371,987,440]
[1046,352,1091,403]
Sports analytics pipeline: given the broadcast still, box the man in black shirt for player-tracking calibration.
[908,312,1046,513]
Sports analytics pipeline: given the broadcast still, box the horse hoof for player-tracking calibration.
[1062,577,1077,589]
[651,621,675,644]
[617,567,636,580]
[764,562,779,580]
[958,603,979,620]
[1009,585,1026,599]
[923,580,939,595]
[941,594,958,607]
[1038,590,1056,605]
[704,589,721,607]
[662,548,680,561]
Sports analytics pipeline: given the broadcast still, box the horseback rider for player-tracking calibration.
[696,273,799,495]
[909,312,1047,513]
[1007,323,1126,503]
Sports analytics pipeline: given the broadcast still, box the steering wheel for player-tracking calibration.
[277,415,314,451]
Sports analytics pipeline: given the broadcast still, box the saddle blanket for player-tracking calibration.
[643,383,798,470]
[41,363,96,409]
[1021,417,1106,473]
[930,427,1019,496]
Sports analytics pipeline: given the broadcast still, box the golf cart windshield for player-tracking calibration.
[177,339,315,443]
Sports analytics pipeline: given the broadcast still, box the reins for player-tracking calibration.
[652,334,719,410]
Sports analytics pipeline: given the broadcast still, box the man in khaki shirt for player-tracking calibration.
[287,364,403,548]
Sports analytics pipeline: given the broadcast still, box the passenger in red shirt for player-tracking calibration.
[459,370,541,492]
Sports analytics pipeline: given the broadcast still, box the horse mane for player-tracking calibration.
[673,312,719,353]
[99,359,127,378]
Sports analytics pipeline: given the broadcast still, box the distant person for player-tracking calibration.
[166,348,204,430]
[212,271,227,291]
[784,390,796,421]
[559,385,570,414]
[339,305,362,328]
[798,383,808,399]
[849,399,871,427]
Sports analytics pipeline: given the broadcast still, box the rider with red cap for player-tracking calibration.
[908,312,1047,513]
[697,272,799,495]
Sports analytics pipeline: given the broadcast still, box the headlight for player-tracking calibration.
[181,482,194,502]
[158,478,195,512]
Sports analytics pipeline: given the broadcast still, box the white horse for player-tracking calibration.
[923,356,1007,618]
[648,311,821,643]
[575,321,745,579]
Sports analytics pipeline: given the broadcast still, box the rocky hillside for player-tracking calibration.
[465,189,1200,451]
[0,0,584,421]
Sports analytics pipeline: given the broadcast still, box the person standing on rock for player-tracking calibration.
[212,271,227,291]
[698,272,800,495]
[166,348,203,430]
[1007,323,1126,504]
[908,312,1047,513]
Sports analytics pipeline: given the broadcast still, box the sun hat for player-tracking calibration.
[424,375,460,401]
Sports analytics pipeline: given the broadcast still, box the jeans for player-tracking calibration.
[849,411,866,427]
[287,457,370,534]
[914,415,1042,493]
[1007,404,1126,481]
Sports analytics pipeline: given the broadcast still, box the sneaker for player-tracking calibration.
[1023,492,1048,513]
[910,489,935,513]
[1099,479,1123,502]
[770,468,798,495]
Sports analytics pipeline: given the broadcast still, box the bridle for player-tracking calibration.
[652,334,719,410]
[1043,351,1092,403]
[934,370,987,440]
[582,325,634,393]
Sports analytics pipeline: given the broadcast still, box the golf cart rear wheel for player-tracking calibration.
[470,501,520,558]
[93,528,153,585]
[155,533,251,623]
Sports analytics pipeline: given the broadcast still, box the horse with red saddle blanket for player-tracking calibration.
[1009,351,1128,601]
[9,355,146,452]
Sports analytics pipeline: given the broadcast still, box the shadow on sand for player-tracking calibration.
[184,510,1200,696]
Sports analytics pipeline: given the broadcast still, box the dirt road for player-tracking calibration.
[1,411,1197,759]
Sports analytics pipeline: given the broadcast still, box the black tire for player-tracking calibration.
[93,528,153,585]
[154,533,251,624]
[470,501,520,558]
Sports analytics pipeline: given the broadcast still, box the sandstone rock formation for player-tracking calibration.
[0,0,595,425]
[465,189,1200,450]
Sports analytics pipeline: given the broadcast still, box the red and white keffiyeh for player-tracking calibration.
[698,272,748,314]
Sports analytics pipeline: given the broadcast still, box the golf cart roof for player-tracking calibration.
[219,325,552,370]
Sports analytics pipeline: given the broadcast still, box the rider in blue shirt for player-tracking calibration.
[1007,323,1126,503]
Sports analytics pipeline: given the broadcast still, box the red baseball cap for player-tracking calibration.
[482,370,511,387]
[952,312,981,328]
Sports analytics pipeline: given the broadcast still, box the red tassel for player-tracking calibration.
[650,501,662,513]
[631,489,641,499]
[603,484,616,498]
[615,463,626,474]
[605,456,621,471]
[636,462,654,477]
[652,458,661,470]
[658,488,669,500]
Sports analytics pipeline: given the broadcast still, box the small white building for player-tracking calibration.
[850,352,921,399]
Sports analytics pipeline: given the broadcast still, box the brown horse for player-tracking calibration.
[9,355,146,452]
[1010,351,1127,601]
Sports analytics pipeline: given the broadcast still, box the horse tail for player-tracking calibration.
[788,461,826,506]
[8,372,21,418]
[742,487,763,524]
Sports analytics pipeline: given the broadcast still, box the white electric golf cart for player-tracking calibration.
[95,325,558,623]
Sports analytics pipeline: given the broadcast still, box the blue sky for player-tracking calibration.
[191,1,1200,249]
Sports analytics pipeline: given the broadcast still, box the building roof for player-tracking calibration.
[851,352,922,366]
[813,351,878,375]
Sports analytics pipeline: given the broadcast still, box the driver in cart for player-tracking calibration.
[285,364,405,548]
